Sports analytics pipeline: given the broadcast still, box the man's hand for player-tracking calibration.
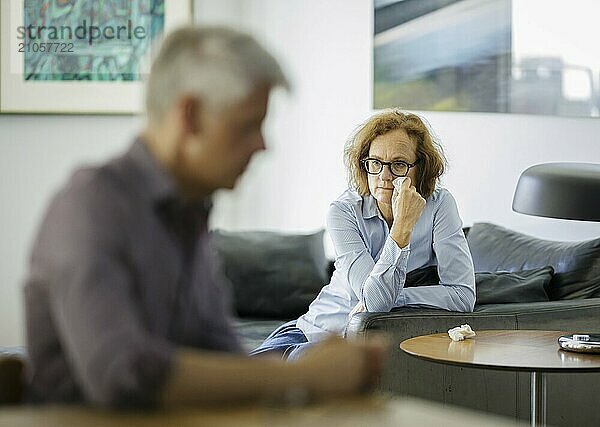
[294,335,388,398]
[390,177,426,248]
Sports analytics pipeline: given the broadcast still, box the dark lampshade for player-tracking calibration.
[512,163,600,222]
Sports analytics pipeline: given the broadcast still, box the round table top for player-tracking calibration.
[400,330,600,372]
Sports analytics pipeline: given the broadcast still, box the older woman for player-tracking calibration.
[251,109,475,359]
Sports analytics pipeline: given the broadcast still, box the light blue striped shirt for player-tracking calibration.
[296,187,476,342]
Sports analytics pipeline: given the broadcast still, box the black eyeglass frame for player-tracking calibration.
[361,158,419,177]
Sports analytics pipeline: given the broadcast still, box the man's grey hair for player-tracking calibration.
[146,26,289,122]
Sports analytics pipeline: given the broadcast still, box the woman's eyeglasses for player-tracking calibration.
[362,158,418,177]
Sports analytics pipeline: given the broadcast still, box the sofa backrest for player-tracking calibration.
[466,222,600,300]
[212,229,329,318]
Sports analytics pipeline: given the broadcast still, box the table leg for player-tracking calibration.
[530,371,547,426]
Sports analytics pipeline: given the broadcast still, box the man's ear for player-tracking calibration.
[177,96,203,135]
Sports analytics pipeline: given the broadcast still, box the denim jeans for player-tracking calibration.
[249,320,313,361]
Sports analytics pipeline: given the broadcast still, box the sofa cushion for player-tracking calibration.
[404,265,440,287]
[475,267,552,304]
[212,230,329,318]
[404,264,551,304]
[466,222,600,300]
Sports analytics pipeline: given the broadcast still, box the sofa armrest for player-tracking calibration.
[346,298,600,339]
[345,307,518,339]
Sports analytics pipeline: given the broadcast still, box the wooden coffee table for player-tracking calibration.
[400,330,600,427]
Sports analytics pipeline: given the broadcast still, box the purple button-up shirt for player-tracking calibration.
[24,140,241,407]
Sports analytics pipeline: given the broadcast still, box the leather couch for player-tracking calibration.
[228,223,600,426]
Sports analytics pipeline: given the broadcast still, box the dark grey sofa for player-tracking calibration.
[224,223,600,426]
[346,300,600,426]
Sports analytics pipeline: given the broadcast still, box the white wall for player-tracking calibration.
[1,0,600,346]
[204,0,600,242]
[203,0,373,233]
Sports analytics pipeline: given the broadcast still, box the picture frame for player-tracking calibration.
[0,1,192,115]
[373,0,600,118]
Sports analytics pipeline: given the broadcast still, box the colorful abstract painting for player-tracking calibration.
[1,0,189,113]
[22,0,165,81]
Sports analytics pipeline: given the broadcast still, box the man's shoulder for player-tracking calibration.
[26,158,134,271]
[60,159,128,204]
[47,152,139,231]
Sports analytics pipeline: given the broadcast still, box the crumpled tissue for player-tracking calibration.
[392,177,405,191]
[448,324,476,342]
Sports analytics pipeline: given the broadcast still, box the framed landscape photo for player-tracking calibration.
[374,0,600,118]
[1,0,192,114]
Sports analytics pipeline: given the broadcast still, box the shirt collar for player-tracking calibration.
[127,138,213,213]
[362,194,381,219]
[128,138,177,202]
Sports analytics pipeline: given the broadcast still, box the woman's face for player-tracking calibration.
[366,128,419,206]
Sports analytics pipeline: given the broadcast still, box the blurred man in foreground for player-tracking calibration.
[24,26,386,408]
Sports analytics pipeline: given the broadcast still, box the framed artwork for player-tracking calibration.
[374,0,600,118]
[1,0,192,114]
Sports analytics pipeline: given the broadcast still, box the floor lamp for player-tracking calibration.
[512,162,600,221]
[512,162,600,426]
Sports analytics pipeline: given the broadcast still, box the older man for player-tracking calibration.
[23,26,385,408]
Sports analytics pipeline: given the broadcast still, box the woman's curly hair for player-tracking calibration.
[344,109,447,198]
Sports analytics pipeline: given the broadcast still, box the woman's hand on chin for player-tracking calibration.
[390,177,426,247]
